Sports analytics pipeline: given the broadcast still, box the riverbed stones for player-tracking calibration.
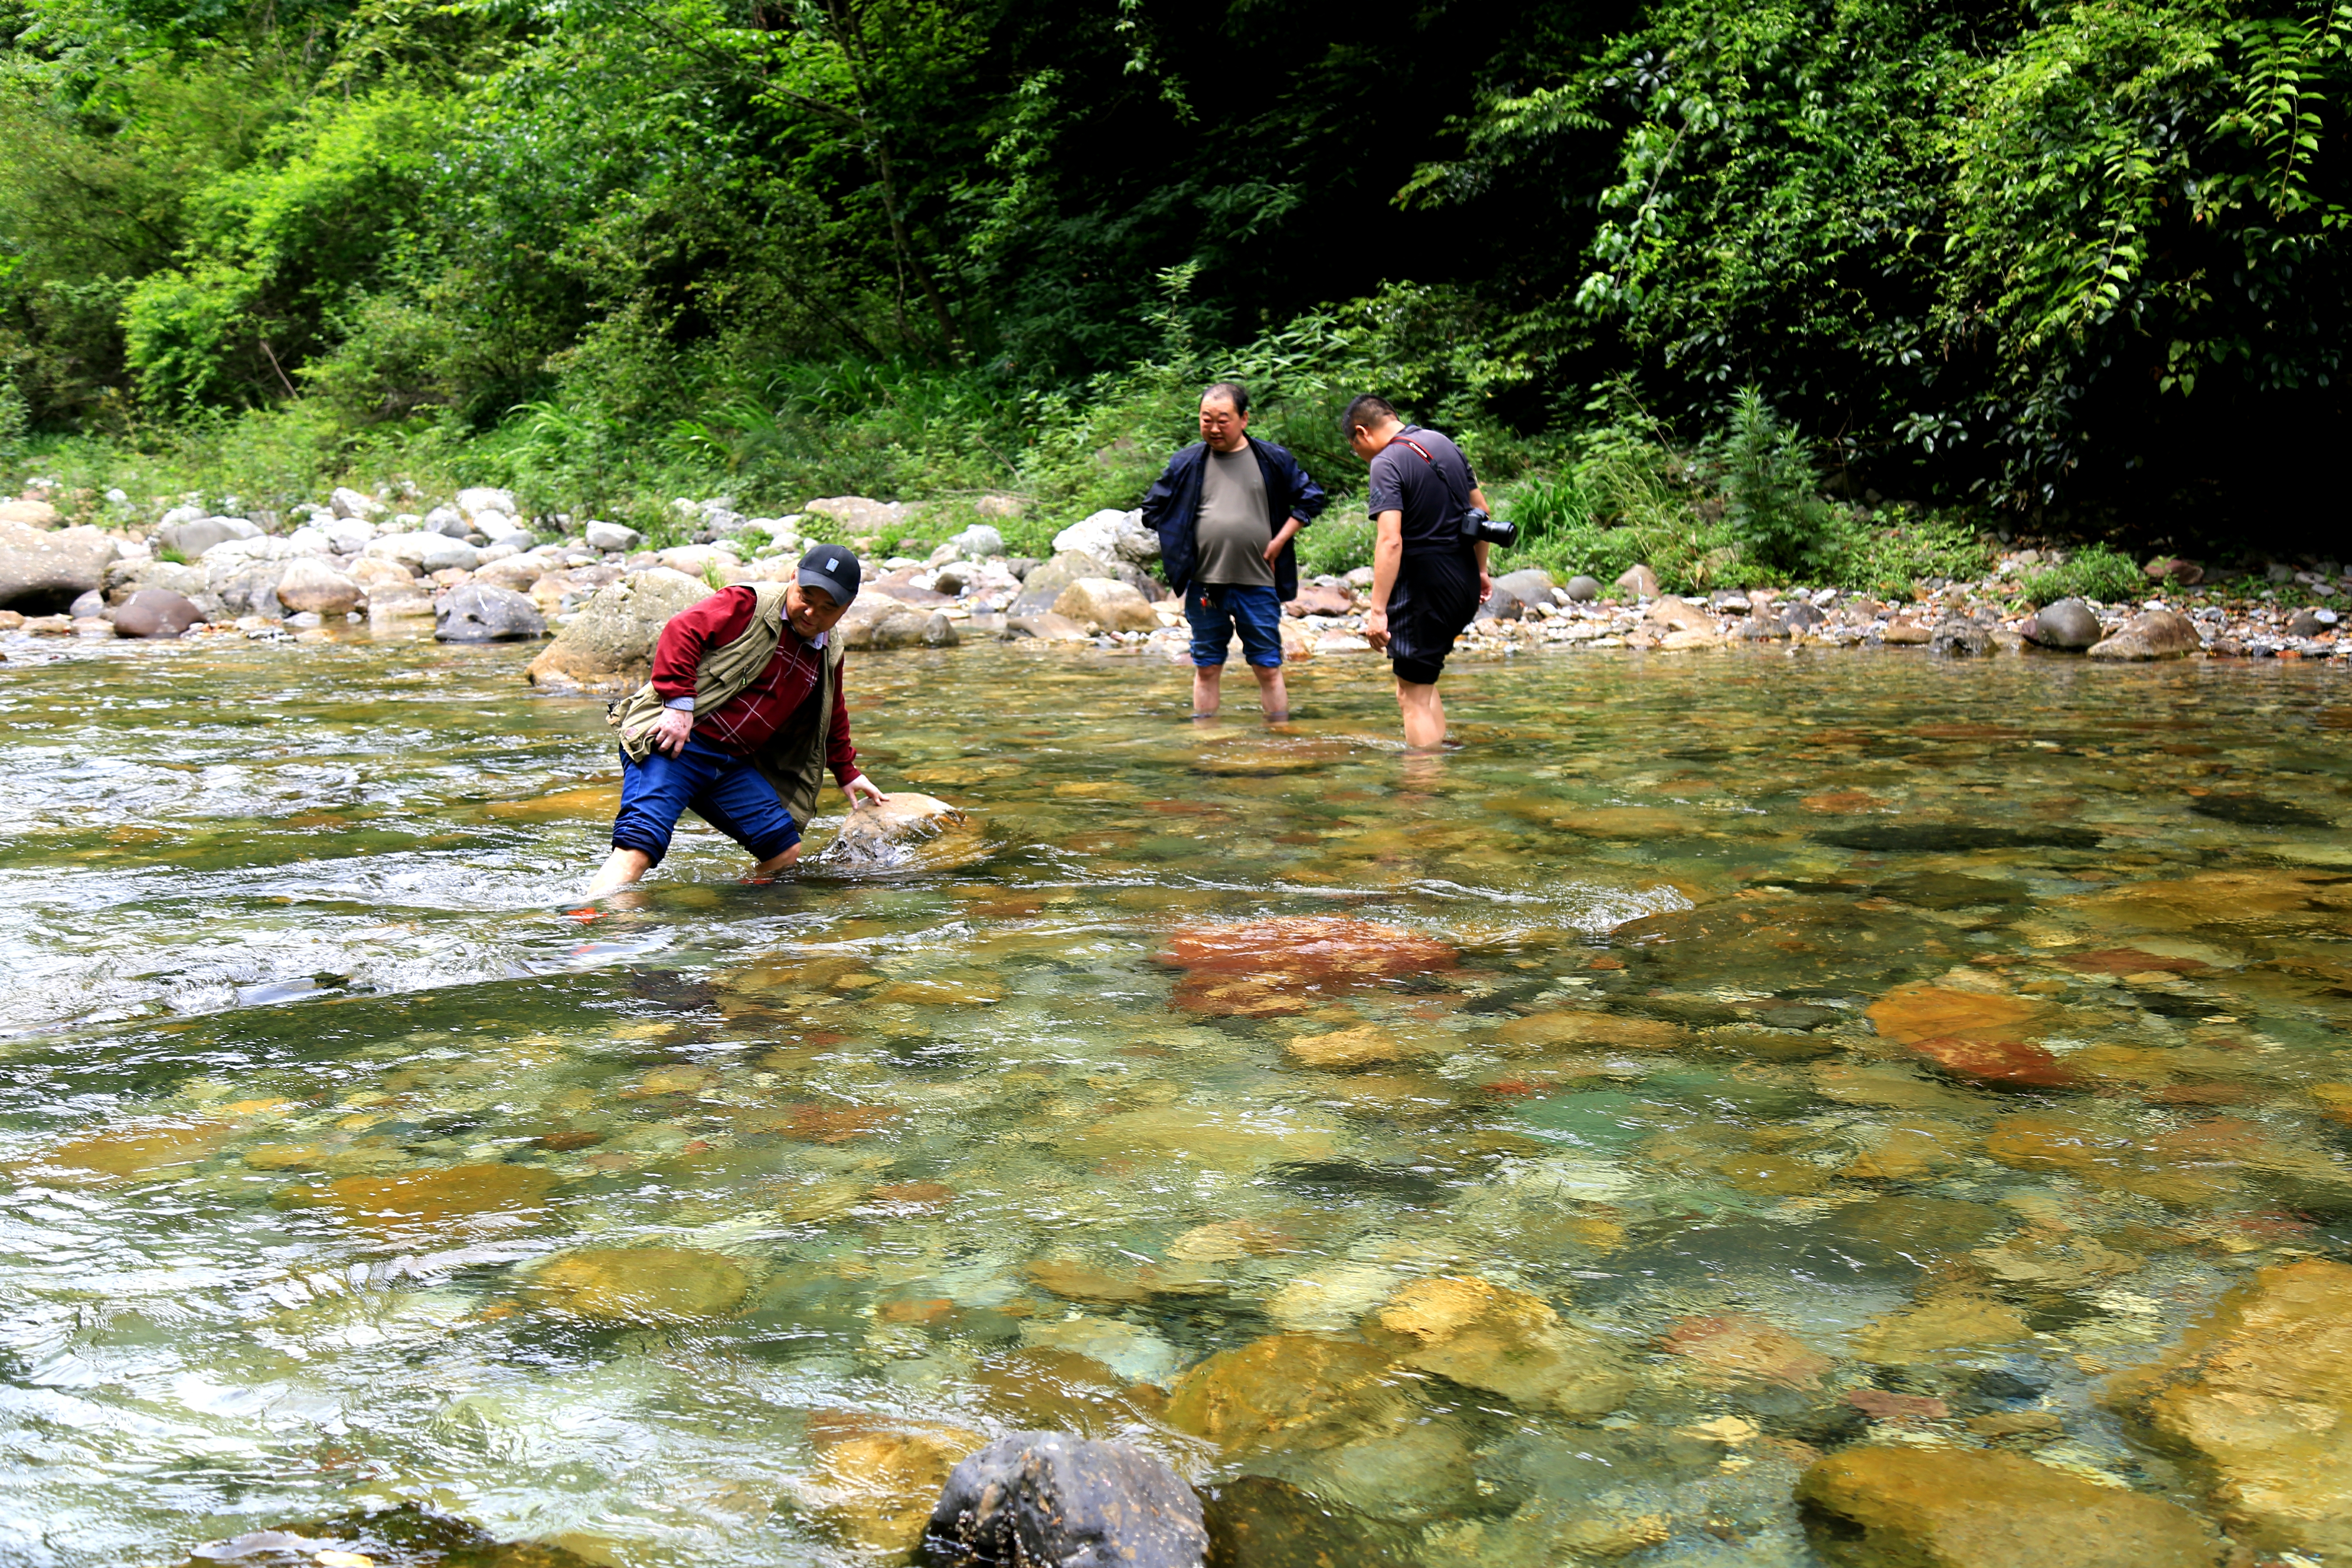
[1164,1332,1401,1451]
[2103,1258,2352,1557]
[812,1421,986,1555]
[1161,916,1457,988]
[1796,1447,2225,1568]
[436,583,547,641]
[289,1163,559,1234]
[1492,568,1556,615]
[522,1246,750,1321]
[582,520,641,552]
[1659,1312,1831,1388]
[920,1431,1207,1568]
[1564,573,1601,601]
[526,566,712,689]
[1616,563,1660,598]
[2087,606,2200,660]
[275,557,364,617]
[45,1120,236,1180]
[0,521,119,610]
[1369,1275,1635,1414]
[109,588,203,637]
[1931,615,1993,656]
[1052,576,1157,632]
[2026,597,2102,649]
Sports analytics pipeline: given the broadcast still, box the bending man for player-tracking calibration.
[1140,381,1327,721]
[1343,394,1494,751]
[587,543,887,895]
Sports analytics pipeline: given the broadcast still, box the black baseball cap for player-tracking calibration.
[798,543,861,607]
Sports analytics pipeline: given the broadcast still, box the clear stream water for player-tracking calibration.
[1,634,2348,1566]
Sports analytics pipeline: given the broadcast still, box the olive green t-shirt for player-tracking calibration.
[1194,445,1274,588]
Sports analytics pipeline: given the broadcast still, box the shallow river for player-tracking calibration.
[2,635,2349,1567]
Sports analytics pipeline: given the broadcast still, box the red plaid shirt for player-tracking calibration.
[650,587,860,782]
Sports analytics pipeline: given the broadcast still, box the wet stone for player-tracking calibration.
[521,1247,748,1321]
[920,1431,1207,1568]
[176,1502,599,1567]
[284,1163,559,1234]
[812,1420,988,1557]
[2104,1258,2352,1558]
[1796,1447,2226,1568]
[1198,1476,1414,1568]
[1162,1332,1401,1452]
[1368,1275,1636,1415]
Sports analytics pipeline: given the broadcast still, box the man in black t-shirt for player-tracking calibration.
[1343,394,1495,749]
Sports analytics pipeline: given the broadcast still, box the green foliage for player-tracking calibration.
[1713,388,1833,574]
[2018,545,2147,606]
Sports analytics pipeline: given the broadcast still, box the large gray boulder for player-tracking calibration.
[365,532,478,574]
[206,557,288,619]
[804,496,910,537]
[1051,577,1156,632]
[525,567,713,690]
[2088,607,2200,661]
[921,1432,1206,1568]
[1053,507,1160,564]
[1615,563,1661,599]
[2024,597,2102,650]
[0,499,62,529]
[454,486,519,521]
[436,583,546,641]
[1492,568,1557,614]
[1930,616,1993,657]
[0,522,122,611]
[1563,574,1602,602]
[155,515,261,560]
[837,597,953,650]
[583,521,642,553]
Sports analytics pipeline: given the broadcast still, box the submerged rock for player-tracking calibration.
[1163,1332,1401,1452]
[920,1431,1207,1568]
[1199,1476,1411,1568]
[1368,1275,1635,1415]
[1855,1291,2032,1365]
[285,1163,559,1235]
[523,1246,749,1322]
[1796,1447,2225,1568]
[2105,1258,2352,1558]
[812,1420,987,1555]
[1160,916,1457,987]
[175,1501,598,1567]
[1659,1312,1831,1388]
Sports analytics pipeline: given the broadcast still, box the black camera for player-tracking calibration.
[1461,506,1519,549]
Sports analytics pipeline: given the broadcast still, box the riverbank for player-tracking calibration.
[2,485,2345,674]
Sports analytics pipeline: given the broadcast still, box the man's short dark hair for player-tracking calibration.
[1202,381,1250,416]
[1342,394,1397,437]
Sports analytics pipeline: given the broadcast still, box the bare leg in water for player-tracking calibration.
[585,842,800,898]
[1395,677,1446,750]
[1193,664,1290,722]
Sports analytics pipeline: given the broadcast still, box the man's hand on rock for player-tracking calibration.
[845,775,889,809]
[649,706,694,757]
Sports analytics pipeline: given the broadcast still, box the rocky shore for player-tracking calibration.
[3,484,2345,679]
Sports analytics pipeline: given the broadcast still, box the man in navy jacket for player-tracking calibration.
[1139,382,1328,721]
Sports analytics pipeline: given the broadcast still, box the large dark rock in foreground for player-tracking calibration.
[114,589,204,638]
[921,1431,1207,1568]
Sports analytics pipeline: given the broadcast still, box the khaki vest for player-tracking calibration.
[608,581,847,826]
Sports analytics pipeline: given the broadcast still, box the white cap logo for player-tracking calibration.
[826,559,838,572]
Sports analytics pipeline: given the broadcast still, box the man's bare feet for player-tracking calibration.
[585,846,654,898]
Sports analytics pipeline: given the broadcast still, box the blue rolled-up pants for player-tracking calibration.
[610,737,801,868]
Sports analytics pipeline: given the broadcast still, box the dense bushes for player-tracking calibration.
[1,0,2346,555]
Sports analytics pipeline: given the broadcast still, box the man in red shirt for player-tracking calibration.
[587,544,888,894]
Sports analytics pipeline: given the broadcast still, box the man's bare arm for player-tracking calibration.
[1363,510,1404,648]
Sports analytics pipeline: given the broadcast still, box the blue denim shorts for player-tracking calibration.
[1184,582,1285,668]
[610,737,801,868]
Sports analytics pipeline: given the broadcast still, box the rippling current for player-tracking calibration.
[2,633,2348,1566]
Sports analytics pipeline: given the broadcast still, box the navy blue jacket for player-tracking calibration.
[1139,437,1328,601]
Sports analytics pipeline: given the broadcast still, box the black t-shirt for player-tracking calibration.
[1366,425,1479,555]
